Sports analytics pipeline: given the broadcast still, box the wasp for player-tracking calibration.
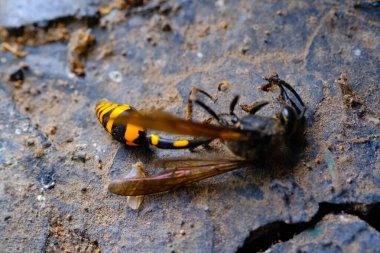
[97,74,306,196]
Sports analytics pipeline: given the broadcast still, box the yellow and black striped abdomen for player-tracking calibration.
[96,101,147,146]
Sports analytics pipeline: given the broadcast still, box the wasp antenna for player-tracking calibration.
[187,87,218,120]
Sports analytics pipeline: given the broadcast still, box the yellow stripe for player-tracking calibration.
[173,140,189,148]
[97,102,113,120]
[150,134,159,146]
[99,104,119,124]
[125,124,143,146]
[96,101,110,112]
[96,103,110,118]
[95,101,107,112]
[106,105,131,133]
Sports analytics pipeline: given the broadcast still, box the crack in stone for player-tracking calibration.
[236,202,380,253]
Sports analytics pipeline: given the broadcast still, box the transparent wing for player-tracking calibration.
[108,160,247,196]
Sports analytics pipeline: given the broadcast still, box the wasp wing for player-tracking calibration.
[153,157,244,168]
[118,110,250,141]
[108,161,247,196]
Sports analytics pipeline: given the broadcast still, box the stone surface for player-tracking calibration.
[267,214,380,253]
[0,0,379,252]
[0,0,99,28]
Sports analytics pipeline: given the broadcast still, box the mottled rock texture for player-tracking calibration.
[267,214,380,253]
[0,0,379,252]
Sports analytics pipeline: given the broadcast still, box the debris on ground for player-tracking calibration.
[0,1,379,252]
[67,29,96,76]
[1,42,26,57]
[335,74,365,109]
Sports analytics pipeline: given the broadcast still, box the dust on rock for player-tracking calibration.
[67,29,96,76]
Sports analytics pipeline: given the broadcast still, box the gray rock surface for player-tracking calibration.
[267,214,380,253]
[0,0,99,28]
[0,0,379,252]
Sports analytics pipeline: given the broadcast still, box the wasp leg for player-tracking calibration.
[240,100,270,114]
[147,134,213,149]
[277,83,306,118]
[184,88,217,149]
[229,95,241,124]
[263,76,307,130]
[187,88,217,120]
[266,76,306,118]
[277,79,305,108]
[193,99,231,126]
[229,95,239,116]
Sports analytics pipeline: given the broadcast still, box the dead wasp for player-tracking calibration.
[98,74,306,196]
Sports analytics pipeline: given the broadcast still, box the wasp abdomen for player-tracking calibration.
[96,101,147,146]
[96,101,212,149]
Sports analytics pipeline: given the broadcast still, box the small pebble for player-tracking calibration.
[353,48,361,57]
[241,46,249,54]
[180,230,186,236]
[162,23,172,32]
[65,213,72,221]
[27,139,35,146]
[34,149,45,158]
[219,20,228,29]
[48,126,57,135]
[71,152,88,163]
[109,71,123,83]
[72,95,79,103]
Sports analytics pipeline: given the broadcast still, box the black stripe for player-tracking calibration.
[96,106,104,116]
[110,108,148,146]
[110,107,130,143]
[133,130,147,146]
[111,121,127,143]
[101,109,114,128]
[97,104,110,118]
[148,137,213,149]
